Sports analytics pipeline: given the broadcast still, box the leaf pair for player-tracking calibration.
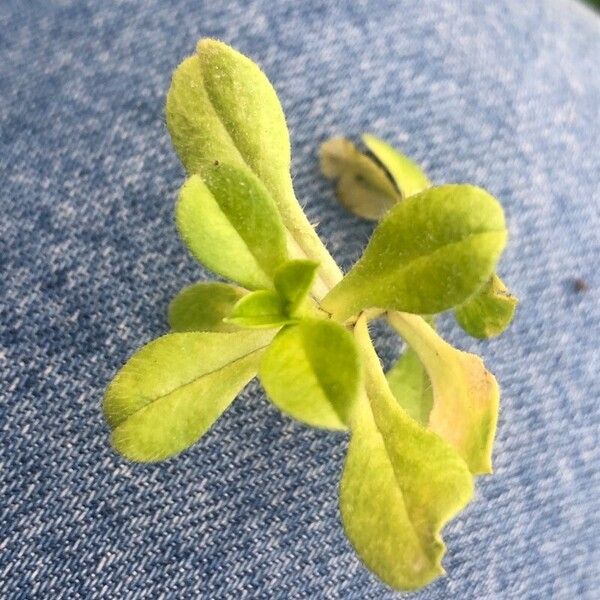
[321,135,517,338]
[227,259,319,328]
[168,39,342,294]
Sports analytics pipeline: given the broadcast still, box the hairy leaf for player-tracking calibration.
[341,317,473,590]
[362,134,430,198]
[389,312,499,474]
[322,185,507,321]
[259,320,361,429]
[104,330,275,461]
[176,165,288,290]
[320,137,400,220]
[455,274,518,339]
[168,282,246,332]
[166,39,291,205]
[274,259,319,316]
[227,290,292,329]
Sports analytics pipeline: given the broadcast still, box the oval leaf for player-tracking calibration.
[177,165,288,290]
[322,185,507,321]
[455,274,518,339]
[259,320,361,429]
[389,312,500,474]
[168,282,246,332]
[104,330,275,462]
[362,134,430,198]
[166,40,291,205]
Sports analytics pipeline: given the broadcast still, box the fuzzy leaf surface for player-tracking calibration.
[274,259,319,316]
[176,165,288,290]
[259,320,361,429]
[320,137,400,220]
[362,134,430,198]
[341,318,473,590]
[322,185,507,321]
[389,312,500,474]
[227,290,292,329]
[104,330,275,461]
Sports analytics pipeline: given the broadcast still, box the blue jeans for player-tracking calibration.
[1,0,598,597]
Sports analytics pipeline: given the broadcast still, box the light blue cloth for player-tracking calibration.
[1,0,599,597]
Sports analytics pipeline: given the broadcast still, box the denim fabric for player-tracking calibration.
[1,0,599,598]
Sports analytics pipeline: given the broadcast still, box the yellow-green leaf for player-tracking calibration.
[342,317,473,590]
[103,330,275,462]
[259,320,361,429]
[168,282,246,332]
[455,274,518,339]
[322,185,507,321]
[176,165,288,290]
[388,311,500,474]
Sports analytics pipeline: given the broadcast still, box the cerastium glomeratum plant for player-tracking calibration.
[104,40,517,591]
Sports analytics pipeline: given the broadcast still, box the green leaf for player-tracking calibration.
[168,282,246,332]
[166,39,292,207]
[455,274,518,339]
[386,348,434,425]
[227,290,292,329]
[176,164,288,290]
[259,319,361,429]
[103,329,275,462]
[166,39,343,293]
[274,259,319,316]
[388,311,499,474]
[342,317,473,590]
[362,134,431,199]
[320,137,401,220]
[322,185,507,321]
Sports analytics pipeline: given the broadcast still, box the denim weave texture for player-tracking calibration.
[1,0,599,598]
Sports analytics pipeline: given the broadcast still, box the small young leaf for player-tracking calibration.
[274,259,319,316]
[320,137,400,220]
[168,282,246,332]
[259,319,361,429]
[455,274,518,339]
[176,164,288,290]
[388,311,499,474]
[227,290,292,329]
[104,330,275,462]
[362,134,430,198]
[321,185,507,321]
[386,348,434,425]
[342,317,473,590]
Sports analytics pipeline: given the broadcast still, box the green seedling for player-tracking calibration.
[104,39,517,591]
